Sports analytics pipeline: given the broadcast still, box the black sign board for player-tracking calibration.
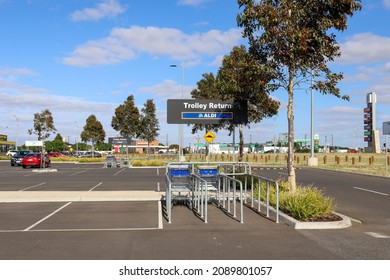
[167,99,248,125]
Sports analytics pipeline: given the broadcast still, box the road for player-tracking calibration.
[254,167,390,259]
[0,161,389,260]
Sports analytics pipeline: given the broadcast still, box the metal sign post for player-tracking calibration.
[383,121,390,176]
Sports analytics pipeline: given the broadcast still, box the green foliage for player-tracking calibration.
[280,186,335,221]
[130,159,165,166]
[254,180,335,221]
[81,114,106,145]
[111,95,140,139]
[139,99,160,158]
[28,109,57,141]
[237,0,362,191]
[78,157,105,163]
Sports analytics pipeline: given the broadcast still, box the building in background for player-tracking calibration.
[0,134,16,154]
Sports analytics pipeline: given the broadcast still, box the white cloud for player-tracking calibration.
[338,33,390,64]
[62,26,242,67]
[139,80,194,99]
[0,67,37,77]
[178,0,213,6]
[0,80,47,94]
[384,0,390,9]
[70,0,126,22]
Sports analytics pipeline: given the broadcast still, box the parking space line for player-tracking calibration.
[19,182,46,192]
[365,232,390,239]
[113,168,125,176]
[0,227,159,233]
[89,182,103,191]
[24,202,72,231]
[69,169,89,176]
[158,200,163,229]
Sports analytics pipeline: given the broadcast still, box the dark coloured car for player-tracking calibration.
[78,151,102,158]
[10,150,33,166]
[21,152,51,169]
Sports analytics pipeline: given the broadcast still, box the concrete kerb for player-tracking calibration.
[260,200,354,229]
[0,191,164,203]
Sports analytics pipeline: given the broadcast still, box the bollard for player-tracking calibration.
[359,155,362,163]
[324,155,327,165]
[369,157,372,165]
[345,155,348,162]
[336,156,340,164]
[371,156,375,164]
[352,157,355,165]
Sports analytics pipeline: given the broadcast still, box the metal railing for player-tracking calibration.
[243,174,279,223]
[216,174,244,223]
[164,161,278,224]
[191,174,209,223]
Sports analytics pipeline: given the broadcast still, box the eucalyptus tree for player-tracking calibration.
[111,95,140,157]
[191,46,279,161]
[28,108,57,141]
[237,0,362,192]
[80,114,106,156]
[139,99,160,158]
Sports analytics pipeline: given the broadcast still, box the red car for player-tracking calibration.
[22,152,51,169]
[47,152,66,158]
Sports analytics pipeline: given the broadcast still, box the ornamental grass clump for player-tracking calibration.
[254,180,335,221]
[131,159,165,166]
[279,186,335,221]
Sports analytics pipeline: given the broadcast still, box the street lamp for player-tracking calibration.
[13,115,20,150]
[308,70,318,166]
[170,64,184,162]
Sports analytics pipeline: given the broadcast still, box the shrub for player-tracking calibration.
[131,159,165,166]
[253,180,335,221]
[280,186,335,221]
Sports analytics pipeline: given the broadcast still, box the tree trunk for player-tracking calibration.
[287,68,297,193]
[238,124,244,162]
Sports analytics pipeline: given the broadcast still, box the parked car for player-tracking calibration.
[11,150,33,166]
[347,149,359,153]
[77,151,102,158]
[6,150,18,157]
[47,152,66,158]
[22,152,51,168]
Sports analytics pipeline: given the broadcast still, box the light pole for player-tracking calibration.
[308,70,318,166]
[170,64,184,162]
[13,115,20,150]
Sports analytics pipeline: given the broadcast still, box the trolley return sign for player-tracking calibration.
[167,99,247,125]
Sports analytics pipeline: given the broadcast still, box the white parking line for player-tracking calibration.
[24,202,72,231]
[353,187,389,196]
[365,232,390,239]
[19,182,46,192]
[0,227,160,233]
[69,169,89,176]
[158,200,163,229]
[89,182,103,191]
[113,168,125,176]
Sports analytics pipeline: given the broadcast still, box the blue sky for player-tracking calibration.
[1,0,390,149]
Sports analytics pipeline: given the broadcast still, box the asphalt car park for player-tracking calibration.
[1,161,389,260]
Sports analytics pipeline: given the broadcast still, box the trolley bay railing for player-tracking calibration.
[164,162,279,224]
[244,174,280,223]
[217,174,244,223]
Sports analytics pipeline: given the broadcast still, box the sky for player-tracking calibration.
[1,0,390,150]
